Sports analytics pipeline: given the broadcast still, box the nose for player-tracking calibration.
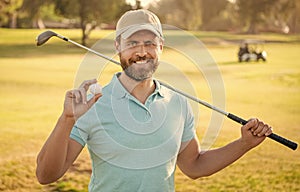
[135,44,147,57]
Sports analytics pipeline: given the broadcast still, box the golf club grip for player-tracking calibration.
[227,113,248,125]
[268,133,297,150]
[227,113,298,150]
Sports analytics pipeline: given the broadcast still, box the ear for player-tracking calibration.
[115,40,121,53]
[158,39,164,54]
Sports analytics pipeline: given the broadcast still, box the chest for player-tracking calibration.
[86,95,186,169]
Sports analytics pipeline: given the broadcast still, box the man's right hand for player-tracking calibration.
[62,79,102,120]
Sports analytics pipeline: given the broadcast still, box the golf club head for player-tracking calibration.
[36,30,58,46]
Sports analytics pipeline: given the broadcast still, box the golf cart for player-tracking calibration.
[238,40,267,62]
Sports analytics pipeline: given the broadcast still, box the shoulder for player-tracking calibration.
[157,81,189,102]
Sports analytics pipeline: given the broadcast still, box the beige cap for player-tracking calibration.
[116,9,163,39]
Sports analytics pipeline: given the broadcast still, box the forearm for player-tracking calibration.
[190,138,251,178]
[36,79,100,184]
[36,114,75,184]
[178,119,271,179]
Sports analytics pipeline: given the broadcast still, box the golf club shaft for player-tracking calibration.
[40,32,297,150]
[55,34,120,65]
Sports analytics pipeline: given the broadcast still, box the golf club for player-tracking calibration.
[36,30,298,150]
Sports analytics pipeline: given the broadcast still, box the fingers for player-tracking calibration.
[265,127,273,136]
[79,79,97,91]
[68,79,100,104]
[69,87,86,104]
[79,87,87,104]
[87,93,102,107]
[247,118,273,137]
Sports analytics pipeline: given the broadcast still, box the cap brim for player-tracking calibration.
[121,24,161,39]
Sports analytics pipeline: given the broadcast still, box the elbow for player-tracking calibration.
[187,174,205,180]
[185,171,214,180]
[36,165,61,185]
[36,156,62,185]
[183,172,202,180]
[36,173,51,185]
[36,169,56,185]
[36,170,60,185]
[37,177,51,185]
[188,175,201,180]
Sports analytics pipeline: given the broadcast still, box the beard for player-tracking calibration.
[120,55,159,81]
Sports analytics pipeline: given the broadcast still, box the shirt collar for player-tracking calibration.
[110,73,165,99]
[110,73,128,99]
[153,78,166,98]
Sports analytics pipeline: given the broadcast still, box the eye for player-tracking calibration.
[144,41,157,47]
[126,41,138,48]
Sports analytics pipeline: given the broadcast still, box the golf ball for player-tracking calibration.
[89,83,102,95]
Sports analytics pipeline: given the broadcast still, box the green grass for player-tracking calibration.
[0,28,299,191]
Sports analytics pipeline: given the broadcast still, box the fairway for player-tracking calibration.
[0,29,299,191]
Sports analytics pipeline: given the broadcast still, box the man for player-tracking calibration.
[36,9,272,191]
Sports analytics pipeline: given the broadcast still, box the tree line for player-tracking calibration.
[149,0,300,34]
[0,0,134,45]
[1,0,299,45]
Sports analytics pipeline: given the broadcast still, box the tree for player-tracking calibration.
[54,0,131,45]
[149,0,202,30]
[201,0,231,31]
[236,0,275,33]
[235,0,299,34]
[20,0,51,29]
[135,0,143,9]
[0,0,23,28]
[271,0,300,34]
[289,0,300,33]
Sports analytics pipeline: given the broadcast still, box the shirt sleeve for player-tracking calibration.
[69,98,96,147]
[181,98,196,142]
[70,125,87,147]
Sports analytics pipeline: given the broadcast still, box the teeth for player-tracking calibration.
[135,60,147,65]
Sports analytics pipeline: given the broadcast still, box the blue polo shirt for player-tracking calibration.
[70,73,195,192]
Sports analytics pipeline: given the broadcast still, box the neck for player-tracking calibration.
[118,72,155,104]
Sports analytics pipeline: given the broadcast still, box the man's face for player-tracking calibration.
[117,30,163,81]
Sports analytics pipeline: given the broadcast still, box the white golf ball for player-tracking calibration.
[89,83,102,95]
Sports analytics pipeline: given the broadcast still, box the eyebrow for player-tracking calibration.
[124,35,159,42]
[124,38,158,44]
[125,40,138,43]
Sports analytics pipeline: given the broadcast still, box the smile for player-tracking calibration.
[134,60,149,65]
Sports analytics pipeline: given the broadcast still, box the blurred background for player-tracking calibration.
[0,0,299,191]
[1,0,299,45]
